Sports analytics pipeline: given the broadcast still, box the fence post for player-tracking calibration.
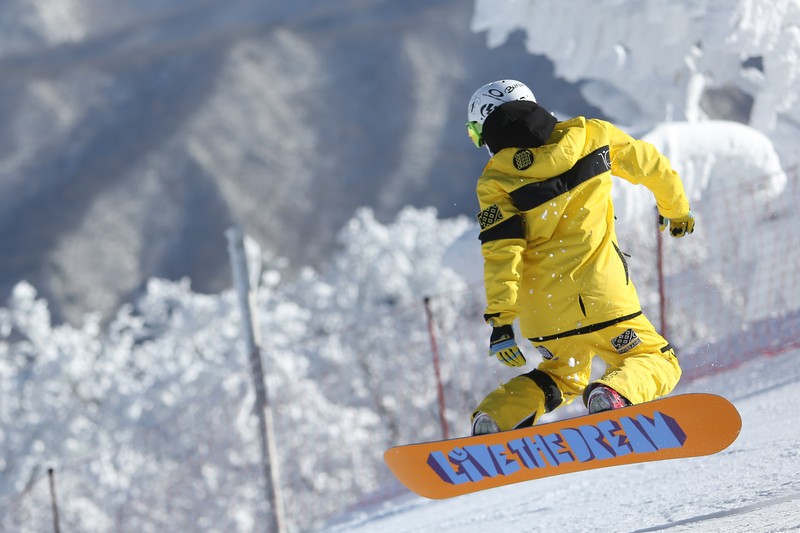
[226,226,285,533]
[48,468,61,533]
[423,297,449,440]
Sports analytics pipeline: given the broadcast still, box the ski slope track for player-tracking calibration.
[323,348,800,533]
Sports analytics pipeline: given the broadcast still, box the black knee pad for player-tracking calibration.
[522,368,563,413]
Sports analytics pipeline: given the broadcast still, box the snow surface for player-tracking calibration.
[322,348,800,533]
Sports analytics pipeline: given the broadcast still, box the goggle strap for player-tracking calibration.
[466,121,483,148]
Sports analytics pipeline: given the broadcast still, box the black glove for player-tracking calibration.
[659,211,695,238]
[489,325,526,367]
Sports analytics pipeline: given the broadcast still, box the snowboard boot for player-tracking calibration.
[471,412,500,435]
[587,385,631,414]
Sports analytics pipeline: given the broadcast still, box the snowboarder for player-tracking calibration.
[466,80,695,435]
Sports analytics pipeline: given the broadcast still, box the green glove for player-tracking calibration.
[659,211,695,238]
[489,325,527,367]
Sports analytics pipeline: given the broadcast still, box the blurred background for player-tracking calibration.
[0,0,600,325]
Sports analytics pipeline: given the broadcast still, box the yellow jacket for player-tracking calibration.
[477,113,690,340]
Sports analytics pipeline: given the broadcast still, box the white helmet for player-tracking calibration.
[467,79,536,125]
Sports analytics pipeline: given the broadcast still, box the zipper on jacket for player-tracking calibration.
[612,242,630,285]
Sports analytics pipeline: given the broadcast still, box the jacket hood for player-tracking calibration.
[482,100,558,154]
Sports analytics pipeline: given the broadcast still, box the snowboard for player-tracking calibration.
[384,393,741,499]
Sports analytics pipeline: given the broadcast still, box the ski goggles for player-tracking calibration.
[466,121,483,148]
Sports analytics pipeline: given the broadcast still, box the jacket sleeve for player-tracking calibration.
[476,177,526,327]
[599,120,691,219]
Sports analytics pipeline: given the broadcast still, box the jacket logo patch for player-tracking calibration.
[611,328,642,354]
[600,148,611,170]
[513,149,534,170]
[477,204,503,229]
[538,346,555,360]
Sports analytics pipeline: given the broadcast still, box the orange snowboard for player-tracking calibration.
[384,393,741,499]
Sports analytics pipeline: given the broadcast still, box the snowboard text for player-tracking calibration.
[427,411,687,485]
